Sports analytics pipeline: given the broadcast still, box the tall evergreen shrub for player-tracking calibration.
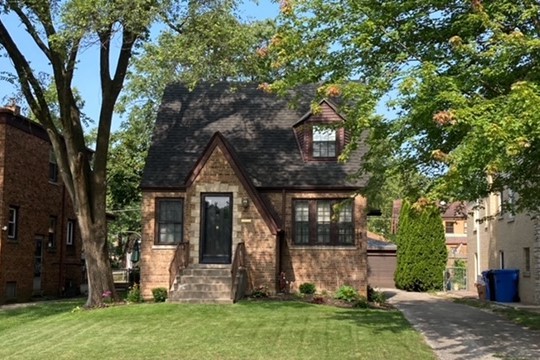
[394,201,447,291]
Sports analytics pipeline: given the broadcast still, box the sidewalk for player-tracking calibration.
[386,289,540,360]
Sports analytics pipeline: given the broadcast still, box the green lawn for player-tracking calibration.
[454,298,540,330]
[0,300,435,360]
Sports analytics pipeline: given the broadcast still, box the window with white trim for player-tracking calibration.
[312,127,336,158]
[66,220,75,246]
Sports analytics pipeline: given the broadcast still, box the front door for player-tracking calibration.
[200,194,232,264]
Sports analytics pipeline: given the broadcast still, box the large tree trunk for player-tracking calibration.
[79,215,116,307]
[0,3,139,308]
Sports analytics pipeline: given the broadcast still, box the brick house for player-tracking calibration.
[0,106,82,304]
[140,83,370,302]
[441,201,468,267]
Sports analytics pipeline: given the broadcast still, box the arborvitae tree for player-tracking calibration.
[395,201,447,291]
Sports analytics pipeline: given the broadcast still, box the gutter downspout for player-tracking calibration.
[58,183,66,296]
[475,200,481,280]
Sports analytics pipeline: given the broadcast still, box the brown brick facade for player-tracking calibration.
[265,191,368,295]
[141,143,368,299]
[0,108,82,304]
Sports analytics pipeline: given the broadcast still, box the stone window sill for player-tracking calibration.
[290,245,357,251]
[152,245,178,250]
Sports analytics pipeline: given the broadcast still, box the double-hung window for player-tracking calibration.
[8,206,18,240]
[66,220,75,246]
[312,127,336,158]
[294,201,310,244]
[49,150,58,183]
[293,199,354,246]
[156,199,183,245]
[48,216,57,249]
[445,221,454,234]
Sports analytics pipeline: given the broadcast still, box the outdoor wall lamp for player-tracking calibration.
[241,198,249,209]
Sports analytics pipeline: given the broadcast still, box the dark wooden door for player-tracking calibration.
[200,194,232,264]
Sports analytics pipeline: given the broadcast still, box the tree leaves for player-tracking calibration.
[271,0,540,212]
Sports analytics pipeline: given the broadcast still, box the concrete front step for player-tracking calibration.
[179,275,231,285]
[169,264,234,304]
[172,298,233,304]
[181,268,231,277]
[173,290,231,300]
[175,283,231,292]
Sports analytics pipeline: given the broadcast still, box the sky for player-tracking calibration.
[0,1,279,132]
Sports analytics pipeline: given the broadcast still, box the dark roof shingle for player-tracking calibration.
[142,82,368,189]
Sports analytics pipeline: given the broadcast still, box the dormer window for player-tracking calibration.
[312,127,336,158]
[292,100,347,162]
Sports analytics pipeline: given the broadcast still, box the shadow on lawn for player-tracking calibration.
[236,298,411,334]
[236,299,317,310]
[327,309,411,334]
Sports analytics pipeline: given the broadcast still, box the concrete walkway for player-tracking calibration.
[385,289,540,360]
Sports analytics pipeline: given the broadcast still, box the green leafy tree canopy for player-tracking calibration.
[269,0,540,212]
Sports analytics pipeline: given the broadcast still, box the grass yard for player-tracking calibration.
[454,298,540,330]
[0,299,435,360]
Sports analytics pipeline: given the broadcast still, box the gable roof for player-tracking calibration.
[186,132,281,233]
[142,82,369,189]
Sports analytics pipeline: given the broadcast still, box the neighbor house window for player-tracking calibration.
[66,220,75,246]
[7,206,18,240]
[524,247,531,273]
[312,127,336,158]
[499,250,505,269]
[445,221,454,234]
[49,150,58,183]
[5,282,16,300]
[156,199,183,244]
[48,216,57,249]
[293,199,354,246]
[507,189,515,220]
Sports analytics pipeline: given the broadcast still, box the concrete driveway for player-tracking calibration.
[385,289,540,360]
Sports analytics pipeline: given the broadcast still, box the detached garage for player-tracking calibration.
[367,232,397,288]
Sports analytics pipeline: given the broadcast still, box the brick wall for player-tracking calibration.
[0,111,82,303]
[272,191,368,296]
[141,144,368,299]
[141,146,277,299]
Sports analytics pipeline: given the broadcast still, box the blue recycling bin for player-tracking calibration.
[491,269,519,302]
[482,270,496,301]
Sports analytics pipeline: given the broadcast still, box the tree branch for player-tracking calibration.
[66,37,80,84]
[9,3,52,61]
[0,19,57,133]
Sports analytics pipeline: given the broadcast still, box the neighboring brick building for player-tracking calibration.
[441,201,468,266]
[140,83,370,302]
[0,106,82,304]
